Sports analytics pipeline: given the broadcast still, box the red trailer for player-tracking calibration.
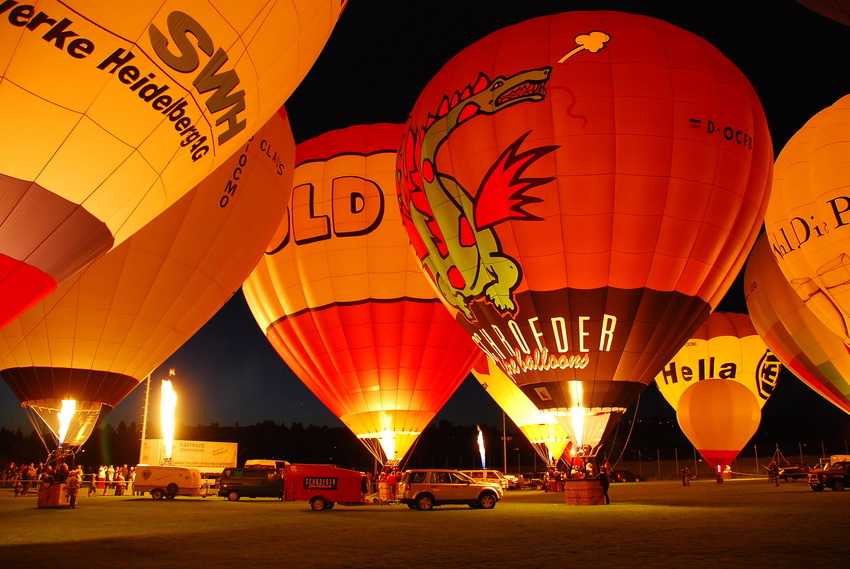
[283,463,370,510]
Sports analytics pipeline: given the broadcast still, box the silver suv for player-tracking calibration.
[399,469,502,510]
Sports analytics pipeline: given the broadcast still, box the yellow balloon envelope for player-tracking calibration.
[655,312,781,411]
[677,379,761,471]
[471,356,570,466]
[0,107,295,450]
[745,233,850,415]
[0,0,343,327]
[244,123,481,465]
[765,94,850,346]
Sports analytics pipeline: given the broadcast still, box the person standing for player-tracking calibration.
[680,466,690,486]
[66,470,80,508]
[598,467,611,504]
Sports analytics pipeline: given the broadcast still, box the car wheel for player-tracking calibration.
[478,492,497,510]
[227,490,240,501]
[310,496,329,511]
[151,488,165,500]
[833,480,845,492]
[784,476,792,482]
[811,485,824,492]
[534,481,544,490]
[415,494,434,511]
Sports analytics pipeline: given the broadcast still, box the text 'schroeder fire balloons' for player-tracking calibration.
[0,107,295,453]
[396,11,772,455]
[0,1,344,328]
[244,123,480,466]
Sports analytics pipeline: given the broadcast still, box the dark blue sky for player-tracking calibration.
[3,1,850,432]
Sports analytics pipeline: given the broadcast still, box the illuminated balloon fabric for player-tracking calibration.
[0,107,295,447]
[471,356,570,465]
[796,1,850,25]
[396,11,772,453]
[0,0,344,328]
[765,95,850,346]
[745,234,850,414]
[676,379,761,469]
[243,123,480,464]
[654,312,780,411]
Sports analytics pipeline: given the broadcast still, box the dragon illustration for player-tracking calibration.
[397,33,610,321]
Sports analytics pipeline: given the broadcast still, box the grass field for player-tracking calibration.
[1,478,847,568]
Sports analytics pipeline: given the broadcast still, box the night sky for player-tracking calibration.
[2,0,850,433]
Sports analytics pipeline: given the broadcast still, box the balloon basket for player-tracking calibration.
[37,483,70,509]
[564,479,606,506]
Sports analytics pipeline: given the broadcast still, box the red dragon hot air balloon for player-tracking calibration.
[677,379,762,477]
[655,312,781,411]
[0,0,345,328]
[244,123,481,466]
[745,233,850,415]
[396,11,772,457]
[0,108,295,456]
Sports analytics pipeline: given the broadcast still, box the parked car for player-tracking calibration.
[778,464,810,482]
[610,470,644,482]
[520,472,547,490]
[217,465,283,500]
[399,469,502,510]
[459,469,511,490]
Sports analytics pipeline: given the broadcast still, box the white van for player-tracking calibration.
[134,465,207,499]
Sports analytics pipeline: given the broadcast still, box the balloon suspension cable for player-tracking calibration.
[611,393,641,471]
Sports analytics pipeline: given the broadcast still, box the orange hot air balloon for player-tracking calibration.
[244,123,481,466]
[765,95,850,347]
[0,108,295,453]
[745,234,850,414]
[654,312,781,411]
[471,356,570,467]
[0,0,344,328]
[796,1,850,25]
[396,11,772,456]
[677,379,761,473]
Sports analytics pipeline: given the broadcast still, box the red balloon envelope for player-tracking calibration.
[244,123,480,465]
[396,11,772,454]
[677,379,761,471]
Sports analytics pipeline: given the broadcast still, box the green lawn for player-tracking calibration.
[1,478,847,568]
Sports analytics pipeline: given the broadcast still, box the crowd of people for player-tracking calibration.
[1,462,138,498]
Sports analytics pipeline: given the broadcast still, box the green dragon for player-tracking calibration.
[398,33,609,321]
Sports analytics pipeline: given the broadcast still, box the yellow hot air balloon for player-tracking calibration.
[244,123,481,466]
[0,107,295,454]
[677,379,762,474]
[471,356,570,467]
[745,233,850,415]
[765,95,850,346]
[655,312,781,411]
[0,0,344,328]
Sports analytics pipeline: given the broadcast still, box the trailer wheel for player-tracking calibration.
[151,488,165,500]
[166,483,179,498]
[310,496,330,511]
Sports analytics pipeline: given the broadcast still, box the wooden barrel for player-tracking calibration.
[564,479,607,506]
